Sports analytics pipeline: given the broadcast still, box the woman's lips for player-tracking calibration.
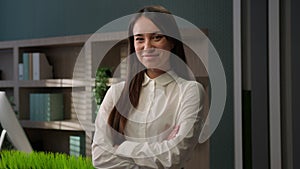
[142,53,159,57]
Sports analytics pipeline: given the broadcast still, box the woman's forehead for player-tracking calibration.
[132,16,161,35]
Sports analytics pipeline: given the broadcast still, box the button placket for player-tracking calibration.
[145,80,156,137]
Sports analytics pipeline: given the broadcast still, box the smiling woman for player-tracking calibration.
[92,5,205,169]
[133,16,173,78]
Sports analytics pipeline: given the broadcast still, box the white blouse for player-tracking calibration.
[92,71,205,169]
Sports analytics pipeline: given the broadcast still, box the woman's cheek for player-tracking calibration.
[135,50,142,58]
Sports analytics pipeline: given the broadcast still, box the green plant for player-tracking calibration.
[93,68,112,106]
[0,150,94,169]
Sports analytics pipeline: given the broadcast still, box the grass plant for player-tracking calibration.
[0,150,94,169]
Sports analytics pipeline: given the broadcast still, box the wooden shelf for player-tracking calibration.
[0,80,15,87]
[20,120,83,131]
[17,79,92,88]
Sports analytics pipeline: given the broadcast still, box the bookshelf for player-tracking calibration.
[0,33,127,156]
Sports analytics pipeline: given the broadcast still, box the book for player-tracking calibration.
[18,63,23,80]
[28,53,33,80]
[21,52,53,80]
[29,94,36,121]
[22,53,29,80]
[32,52,53,80]
[69,135,85,156]
[29,93,64,121]
[44,93,64,121]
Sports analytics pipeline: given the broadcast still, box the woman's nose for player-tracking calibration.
[144,38,153,50]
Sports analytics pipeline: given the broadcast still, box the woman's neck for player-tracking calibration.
[146,69,166,79]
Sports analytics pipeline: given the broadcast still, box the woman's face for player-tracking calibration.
[132,16,174,71]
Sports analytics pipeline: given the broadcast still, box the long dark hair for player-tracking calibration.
[107,5,190,144]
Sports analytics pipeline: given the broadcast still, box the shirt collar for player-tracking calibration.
[142,70,178,86]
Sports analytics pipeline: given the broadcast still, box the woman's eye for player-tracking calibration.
[152,35,164,41]
[135,37,144,42]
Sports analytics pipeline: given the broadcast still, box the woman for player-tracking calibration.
[92,5,205,169]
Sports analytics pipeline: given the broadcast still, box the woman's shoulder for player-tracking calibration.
[105,81,125,103]
[109,81,125,93]
[169,71,203,89]
[176,77,205,95]
[177,77,204,88]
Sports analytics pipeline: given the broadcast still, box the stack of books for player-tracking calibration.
[69,135,85,156]
[29,93,64,121]
[19,52,53,80]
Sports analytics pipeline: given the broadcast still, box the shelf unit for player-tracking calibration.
[0,33,129,156]
[0,35,87,155]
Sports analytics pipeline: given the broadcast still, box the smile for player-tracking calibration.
[142,53,160,57]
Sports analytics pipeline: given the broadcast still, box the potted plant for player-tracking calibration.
[93,68,112,108]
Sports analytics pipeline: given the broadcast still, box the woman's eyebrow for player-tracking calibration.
[134,34,143,37]
[133,31,162,36]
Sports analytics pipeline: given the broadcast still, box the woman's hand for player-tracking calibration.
[167,125,180,140]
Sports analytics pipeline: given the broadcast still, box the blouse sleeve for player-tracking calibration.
[92,83,139,169]
[114,82,205,169]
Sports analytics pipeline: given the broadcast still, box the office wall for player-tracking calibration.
[0,0,233,168]
[291,0,300,168]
